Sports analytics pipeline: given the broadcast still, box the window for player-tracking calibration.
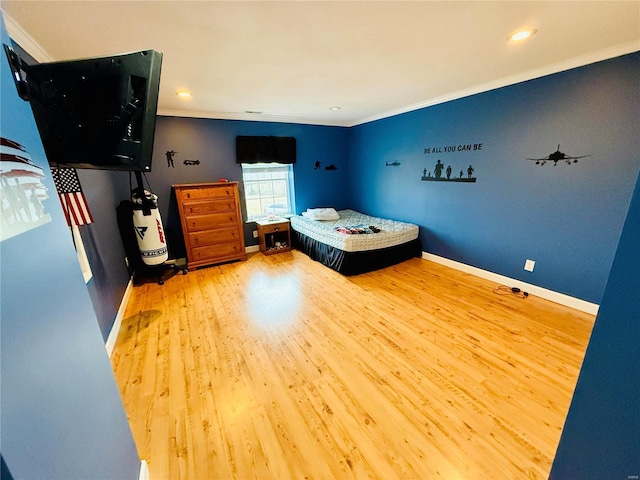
[241,163,295,221]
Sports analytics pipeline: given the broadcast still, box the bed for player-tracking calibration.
[290,209,422,275]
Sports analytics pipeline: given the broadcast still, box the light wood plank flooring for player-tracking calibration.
[111,250,594,479]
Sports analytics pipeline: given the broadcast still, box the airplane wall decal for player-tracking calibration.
[526,145,591,166]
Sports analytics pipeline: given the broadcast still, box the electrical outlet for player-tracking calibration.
[524,259,535,272]
[253,230,258,238]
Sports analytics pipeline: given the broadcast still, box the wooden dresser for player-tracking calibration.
[173,182,247,270]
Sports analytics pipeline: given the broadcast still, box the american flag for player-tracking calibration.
[51,168,94,226]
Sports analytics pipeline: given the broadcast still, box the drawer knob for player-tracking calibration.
[274,227,279,231]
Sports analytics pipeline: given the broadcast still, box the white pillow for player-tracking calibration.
[302,208,340,221]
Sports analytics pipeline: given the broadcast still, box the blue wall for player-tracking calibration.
[145,116,350,257]
[550,167,640,478]
[3,12,637,476]
[0,16,140,479]
[80,53,638,338]
[348,53,640,304]
[9,32,133,343]
[78,168,135,340]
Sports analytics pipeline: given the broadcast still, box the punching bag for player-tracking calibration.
[131,189,168,266]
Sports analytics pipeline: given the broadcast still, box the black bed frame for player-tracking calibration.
[292,229,422,275]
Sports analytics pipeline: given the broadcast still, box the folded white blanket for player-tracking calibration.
[301,208,340,221]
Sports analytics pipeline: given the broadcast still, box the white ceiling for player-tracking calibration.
[2,1,639,127]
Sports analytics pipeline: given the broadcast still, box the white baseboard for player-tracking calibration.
[106,247,257,356]
[106,278,134,357]
[139,459,149,480]
[422,252,599,315]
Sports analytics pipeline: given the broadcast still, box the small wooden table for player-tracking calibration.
[255,218,291,255]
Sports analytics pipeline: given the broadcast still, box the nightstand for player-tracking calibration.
[255,218,291,255]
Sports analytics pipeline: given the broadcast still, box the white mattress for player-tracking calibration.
[290,209,419,253]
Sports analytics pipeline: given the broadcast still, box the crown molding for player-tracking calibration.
[1,9,54,62]
[351,41,640,127]
[157,108,349,127]
[7,6,632,131]
[160,41,639,129]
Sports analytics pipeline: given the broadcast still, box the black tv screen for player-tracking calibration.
[14,49,162,172]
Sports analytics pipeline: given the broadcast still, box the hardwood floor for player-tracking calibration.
[110,250,594,480]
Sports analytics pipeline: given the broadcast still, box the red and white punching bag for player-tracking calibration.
[131,189,168,266]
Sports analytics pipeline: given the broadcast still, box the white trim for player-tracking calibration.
[157,109,344,127]
[106,278,134,357]
[71,224,93,283]
[1,9,55,63]
[355,42,639,127]
[160,43,638,128]
[245,245,260,254]
[422,252,599,316]
[139,459,150,480]
[4,7,635,130]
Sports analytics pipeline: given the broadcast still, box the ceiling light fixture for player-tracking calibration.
[176,90,192,98]
[329,106,341,111]
[508,28,537,42]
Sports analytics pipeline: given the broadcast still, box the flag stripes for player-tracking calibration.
[51,168,94,226]
[58,190,94,226]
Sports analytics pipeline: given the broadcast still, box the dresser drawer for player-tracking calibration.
[190,242,243,262]
[184,212,239,231]
[173,181,247,270]
[188,227,240,248]
[182,199,235,215]
[178,185,235,201]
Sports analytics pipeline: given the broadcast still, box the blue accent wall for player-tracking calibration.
[43,52,637,337]
[550,167,640,478]
[0,16,140,479]
[145,116,350,257]
[348,53,640,304]
[3,10,638,476]
[78,169,136,340]
[8,32,133,343]
[1,455,14,480]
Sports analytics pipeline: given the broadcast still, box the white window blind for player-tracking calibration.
[241,163,295,221]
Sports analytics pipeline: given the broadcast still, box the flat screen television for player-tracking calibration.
[4,46,162,172]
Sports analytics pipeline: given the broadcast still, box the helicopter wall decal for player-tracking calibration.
[526,145,591,166]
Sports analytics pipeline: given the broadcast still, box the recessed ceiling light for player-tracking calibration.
[329,106,341,111]
[508,29,537,42]
[176,90,192,98]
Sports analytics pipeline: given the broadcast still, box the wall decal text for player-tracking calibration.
[424,143,483,154]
